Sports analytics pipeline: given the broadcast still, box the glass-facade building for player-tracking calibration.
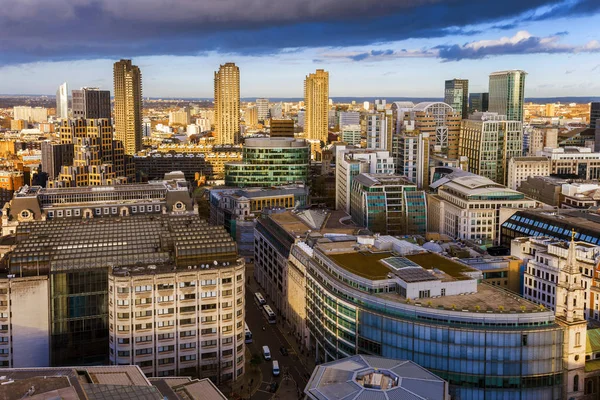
[303,245,563,400]
[225,137,309,187]
[488,70,527,122]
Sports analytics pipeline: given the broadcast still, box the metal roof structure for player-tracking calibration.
[304,355,448,400]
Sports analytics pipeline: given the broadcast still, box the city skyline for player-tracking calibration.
[0,0,598,97]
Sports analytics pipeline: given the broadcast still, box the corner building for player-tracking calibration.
[291,236,563,399]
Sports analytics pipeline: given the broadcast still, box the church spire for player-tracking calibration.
[565,229,578,274]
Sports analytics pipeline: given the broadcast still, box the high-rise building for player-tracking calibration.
[459,112,523,186]
[469,92,489,114]
[214,63,240,145]
[304,69,329,142]
[56,82,68,119]
[590,102,600,129]
[256,98,269,121]
[13,106,48,123]
[403,102,461,159]
[488,70,527,121]
[444,79,469,119]
[113,60,142,155]
[393,130,430,189]
[169,107,191,126]
[340,125,361,146]
[72,87,111,120]
[365,113,387,150]
[41,141,75,180]
[338,111,360,128]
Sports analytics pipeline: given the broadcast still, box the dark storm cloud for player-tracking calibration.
[0,0,597,64]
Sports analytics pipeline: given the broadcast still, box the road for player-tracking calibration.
[244,284,311,399]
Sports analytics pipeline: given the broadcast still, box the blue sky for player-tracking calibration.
[0,0,599,98]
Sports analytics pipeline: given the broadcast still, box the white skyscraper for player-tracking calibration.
[56,82,68,120]
[256,98,269,121]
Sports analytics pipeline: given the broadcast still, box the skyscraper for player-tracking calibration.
[488,70,527,122]
[469,92,489,114]
[214,62,240,145]
[113,59,142,155]
[72,87,111,120]
[444,79,469,119]
[304,69,329,142]
[590,102,600,129]
[56,82,68,119]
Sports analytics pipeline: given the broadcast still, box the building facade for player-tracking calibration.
[469,92,489,114]
[113,60,142,155]
[444,79,469,119]
[224,137,309,187]
[256,98,269,121]
[72,87,111,120]
[404,102,461,159]
[340,124,361,146]
[214,63,240,145]
[286,235,564,399]
[488,70,527,122]
[269,118,294,137]
[507,156,551,190]
[56,82,68,120]
[41,141,75,180]
[304,69,329,142]
[427,172,537,245]
[335,146,395,213]
[459,112,523,186]
[349,173,427,235]
[365,113,388,150]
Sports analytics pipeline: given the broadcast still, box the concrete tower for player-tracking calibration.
[113,60,142,155]
[214,63,240,145]
[304,69,329,143]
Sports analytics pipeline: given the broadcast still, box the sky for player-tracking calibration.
[0,0,599,98]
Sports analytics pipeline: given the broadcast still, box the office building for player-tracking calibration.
[529,126,558,155]
[335,146,395,212]
[169,107,191,126]
[305,355,449,400]
[469,92,489,114]
[488,70,527,121]
[109,255,245,382]
[338,111,360,128]
[245,106,258,127]
[390,101,415,134]
[286,235,564,398]
[340,124,361,145]
[349,173,427,235]
[403,102,461,159]
[13,106,48,123]
[56,82,68,119]
[365,113,387,150]
[135,146,243,182]
[255,208,358,318]
[459,112,523,186]
[72,87,111,120]
[500,209,600,246]
[2,174,194,235]
[209,184,309,259]
[41,141,75,180]
[590,102,600,130]
[507,156,551,190]
[457,256,521,293]
[9,119,27,131]
[4,214,244,379]
[50,119,135,187]
[0,171,23,208]
[214,63,240,145]
[304,69,329,142]
[444,79,469,119]
[562,182,600,209]
[256,98,269,121]
[225,137,309,187]
[512,237,599,319]
[517,176,567,206]
[427,172,536,244]
[0,366,227,399]
[393,131,430,189]
[511,147,600,182]
[269,118,294,137]
[113,60,143,155]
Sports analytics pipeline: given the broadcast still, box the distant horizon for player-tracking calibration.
[2,95,600,104]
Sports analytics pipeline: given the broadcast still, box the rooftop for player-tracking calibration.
[305,355,447,400]
[405,252,475,280]
[353,173,415,187]
[267,208,359,238]
[328,251,393,280]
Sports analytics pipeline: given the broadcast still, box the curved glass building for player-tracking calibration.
[225,137,309,187]
[289,237,564,399]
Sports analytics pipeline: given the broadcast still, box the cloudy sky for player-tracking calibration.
[1,0,599,98]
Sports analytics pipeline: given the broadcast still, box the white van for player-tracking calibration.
[272,360,280,376]
[262,345,271,360]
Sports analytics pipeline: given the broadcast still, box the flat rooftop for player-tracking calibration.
[268,209,358,237]
[329,251,393,280]
[405,253,474,280]
[378,282,543,313]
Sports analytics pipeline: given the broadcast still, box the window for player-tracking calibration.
[136,348,153,356]
[158,345,175,353]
